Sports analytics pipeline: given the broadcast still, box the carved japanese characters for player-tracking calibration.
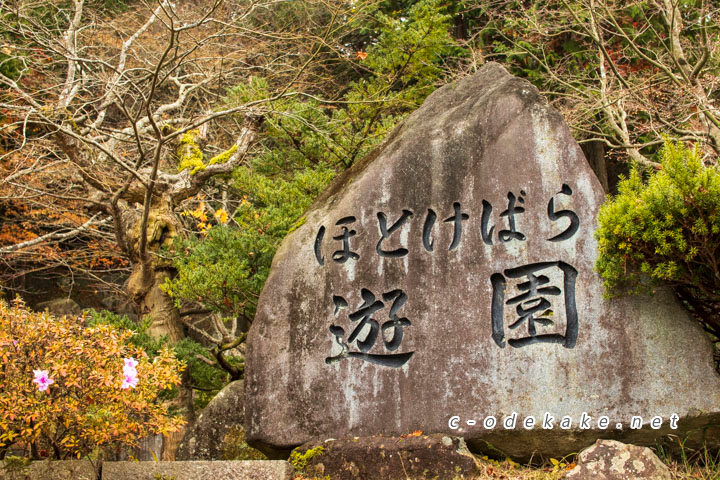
[244,63,720,460]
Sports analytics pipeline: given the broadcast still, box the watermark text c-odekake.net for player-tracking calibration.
[448,413,680,431]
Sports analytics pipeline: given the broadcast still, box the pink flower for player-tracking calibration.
[123,358,138,377]
[121,371,138,389]
[121,357,139,389]
[123,357,138,370]
[33,369,54,392]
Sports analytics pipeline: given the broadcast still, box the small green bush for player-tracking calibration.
[596,140,720,339]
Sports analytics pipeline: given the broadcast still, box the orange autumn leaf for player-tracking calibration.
[214,208,229,224]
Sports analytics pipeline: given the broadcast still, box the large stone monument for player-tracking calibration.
[244,62,720,459]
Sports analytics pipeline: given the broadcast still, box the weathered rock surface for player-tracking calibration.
[293,434,479,480]
[36,298,82,316]
[101,460,293,480]
[244,62,720,460]
[177,380,259,460]
[564,440,671,479]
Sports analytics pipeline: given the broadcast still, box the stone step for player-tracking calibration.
[0,460,293,480]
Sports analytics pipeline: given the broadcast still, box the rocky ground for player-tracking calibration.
[291,458,719,480]
[285,436,719,480]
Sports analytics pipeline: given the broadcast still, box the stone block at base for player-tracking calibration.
[0,460,96,480]
[101,460,293,480]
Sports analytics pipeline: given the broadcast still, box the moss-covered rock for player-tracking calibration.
[176,380,264,461]
[292,435,479,480]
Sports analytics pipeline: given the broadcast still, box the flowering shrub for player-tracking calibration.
[0,299,185,459]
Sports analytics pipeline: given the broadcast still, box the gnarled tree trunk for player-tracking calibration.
[128,267,184,342]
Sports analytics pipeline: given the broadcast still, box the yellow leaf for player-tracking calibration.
[214,209,229,224]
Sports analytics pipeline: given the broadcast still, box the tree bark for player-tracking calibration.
[128,267,184,342]
[122,193,185,342]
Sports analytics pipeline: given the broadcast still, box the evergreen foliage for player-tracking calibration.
[165,0,457,329]
[165,166,335,323]
[596,140,720,338]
